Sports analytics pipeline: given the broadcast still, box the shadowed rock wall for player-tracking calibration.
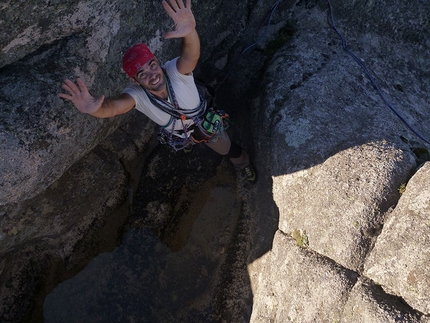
[0,0,266,321]
[0,0,255,205]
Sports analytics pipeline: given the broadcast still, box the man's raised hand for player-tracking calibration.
[162,0,196,39]
[59,78,104,114]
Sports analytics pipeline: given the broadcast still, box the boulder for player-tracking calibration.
[364,162,430,315]
[272,143,414,271]
[0,0,133,205]
[249,3,421,273]
[250,230,358,322]
[247,0,430,321]
[341,278,427,323]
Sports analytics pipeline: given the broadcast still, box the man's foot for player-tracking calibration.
[183,144,193,153]
[243,164,257,184]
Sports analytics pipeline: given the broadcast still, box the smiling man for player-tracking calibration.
[59,0,256,183]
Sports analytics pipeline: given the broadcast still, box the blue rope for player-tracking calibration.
[216,0,282,91]
[214,0,429,145]
[326,0,430,145]
[241,0,282,54]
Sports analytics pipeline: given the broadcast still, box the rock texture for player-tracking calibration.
[0,0,251,205]
[0,113,156,322]
[0,0,130,205]
[248,1,430,322]
[341,278,426,323]
[44,180,242,323]
[1,0,430,322]
[250,230,359,322]
[364,162,430,315]
[273,143,414,272]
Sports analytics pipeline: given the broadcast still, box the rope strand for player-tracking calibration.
[215,0,429,146]
[327,0,430,145]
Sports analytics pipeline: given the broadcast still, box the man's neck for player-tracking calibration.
[148,87,169,101]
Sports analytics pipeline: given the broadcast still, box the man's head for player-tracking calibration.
[122,43,155,78]
[122,43,166,95]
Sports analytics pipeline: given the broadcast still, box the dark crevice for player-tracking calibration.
[0,33,84,75]
[358,277,427,321]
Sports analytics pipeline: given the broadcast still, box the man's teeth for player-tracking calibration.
[152,76,160,85]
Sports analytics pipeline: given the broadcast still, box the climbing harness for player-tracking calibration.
[326,0,430,145]
[145,71,206,122]
[144,71,229,150]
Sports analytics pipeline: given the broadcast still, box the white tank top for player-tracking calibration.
[122,57,200,133]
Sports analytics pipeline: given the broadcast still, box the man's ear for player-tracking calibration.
[130,77,139,85]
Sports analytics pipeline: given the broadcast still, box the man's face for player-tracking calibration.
[133,58,166,93]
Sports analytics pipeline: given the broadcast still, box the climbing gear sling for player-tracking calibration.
[143,70,230,150]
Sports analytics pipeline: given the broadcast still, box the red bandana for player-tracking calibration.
[122,43,155,78]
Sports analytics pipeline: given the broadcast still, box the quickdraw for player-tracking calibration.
[191,109,230,144]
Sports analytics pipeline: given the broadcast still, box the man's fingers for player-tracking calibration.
[175,0,186,9]
[61,84,73,95]
[164,31,176,39]
[60,78,91,101]
[61,83,75,95]
[185,0,191,9]
[62,79,80,94]
[168,0,180,11]
[162,0,176,17]
[76,78,89,95]
[58,93,72,100]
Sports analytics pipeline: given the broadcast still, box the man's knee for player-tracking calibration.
[224,141,242,159]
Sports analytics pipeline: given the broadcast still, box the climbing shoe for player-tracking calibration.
[243,164,257,184]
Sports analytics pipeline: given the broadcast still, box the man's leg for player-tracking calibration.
[204,131,256,183]
[204,131,249,168]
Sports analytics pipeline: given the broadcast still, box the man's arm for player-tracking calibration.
[177,29,200,75]
[90,94,136,118]
[162,0,200,75]
[59,78,135,118]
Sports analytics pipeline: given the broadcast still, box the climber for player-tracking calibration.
[58,0,256,183]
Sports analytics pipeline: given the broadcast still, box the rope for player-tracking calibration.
[214,0,429,145]
[326,0,430,145]
[161,74,193,151]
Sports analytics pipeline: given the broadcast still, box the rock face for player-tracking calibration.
[250,230,359,322]
[1,0,430,322]
[0,114,157,323]
[248,1,430,322]
[0,0,130,205]
[364,162,430,315]
[0,0,251,205]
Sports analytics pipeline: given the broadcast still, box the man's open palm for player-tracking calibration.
[162,0,196,39]
[59,79,104,114]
